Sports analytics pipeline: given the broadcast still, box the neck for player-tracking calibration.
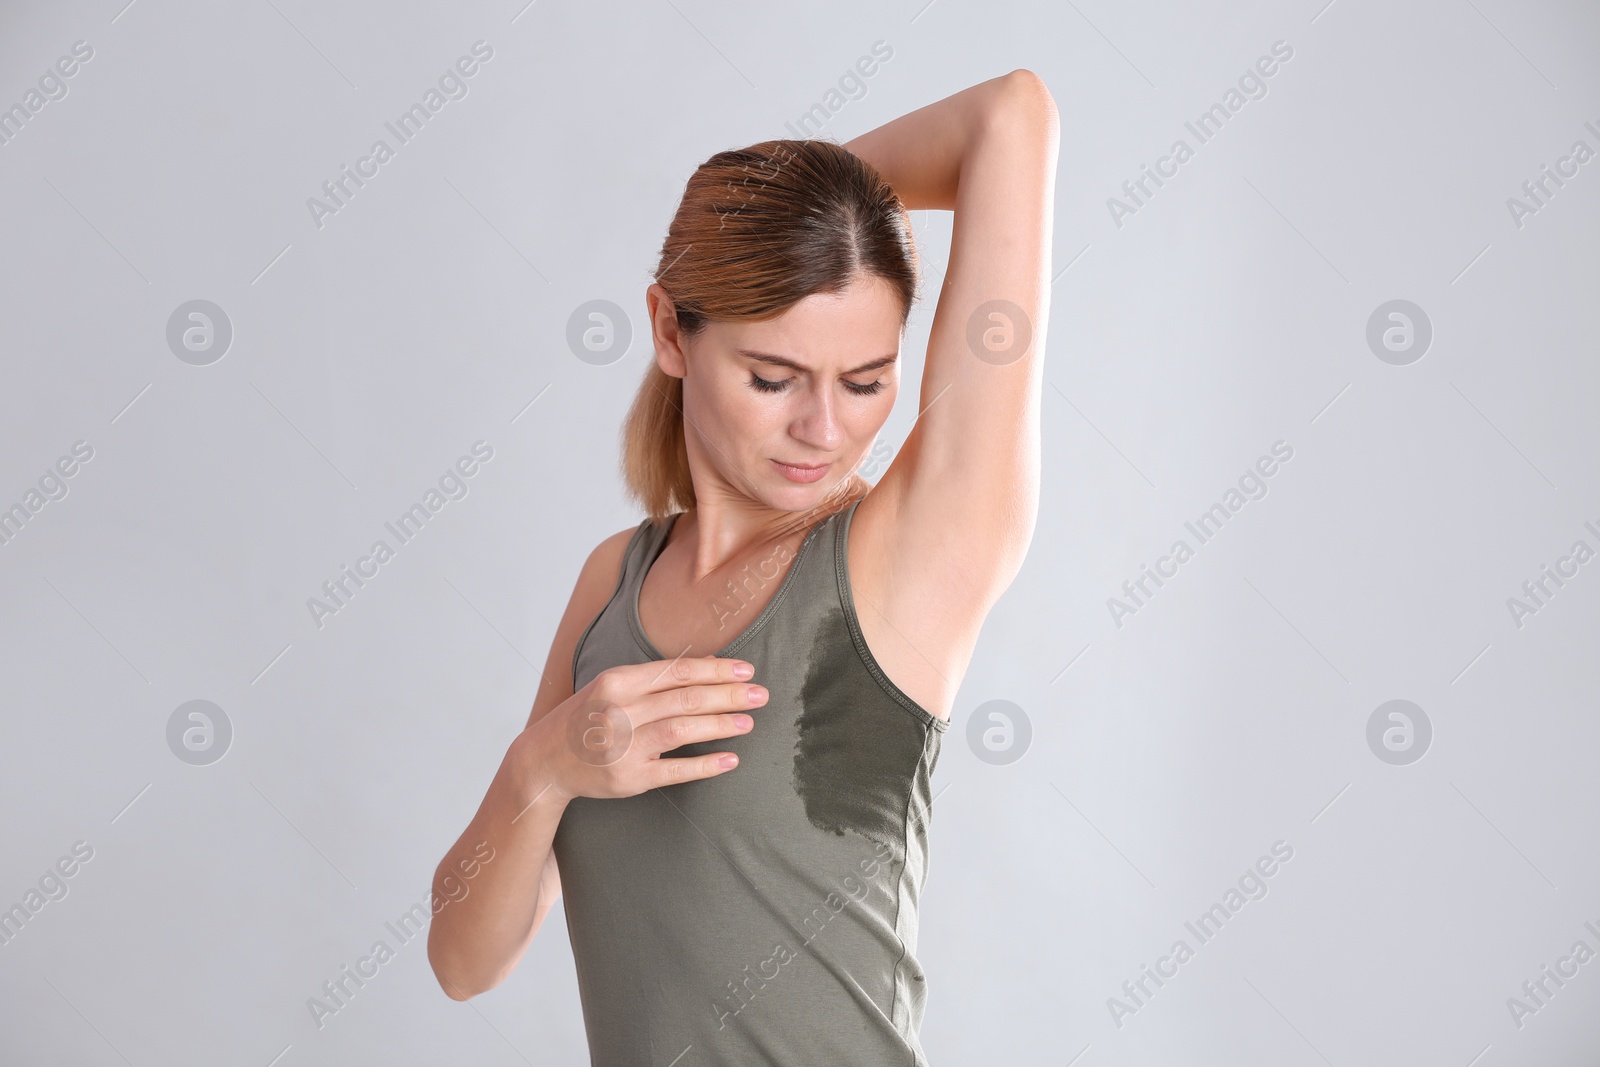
[672,475,869,583]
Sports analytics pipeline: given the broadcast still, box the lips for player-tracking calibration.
[771,459,829,483]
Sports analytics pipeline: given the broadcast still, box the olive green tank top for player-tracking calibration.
[555,496,948,1066]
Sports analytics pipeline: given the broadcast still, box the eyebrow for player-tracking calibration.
[737,350,899,375]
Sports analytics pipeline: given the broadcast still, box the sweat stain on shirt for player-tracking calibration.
[791,602,928,858]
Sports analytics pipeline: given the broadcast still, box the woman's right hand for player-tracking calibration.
[520,655,767,803]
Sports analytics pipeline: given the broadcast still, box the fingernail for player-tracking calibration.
[720,753,739,768]
[732,661,754,679]
[733,714,753,729]
[748,686,767,703]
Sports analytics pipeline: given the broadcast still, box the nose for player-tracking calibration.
[790,380,845,452]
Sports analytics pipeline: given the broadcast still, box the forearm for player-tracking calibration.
[427,723,570,1000]
[842,70,1030,212]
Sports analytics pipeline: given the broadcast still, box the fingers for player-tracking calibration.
[638,709,755,756]
[592,657,767,728]
[642,678,768,725]
[609,655,754,697]
[645,749,742,789]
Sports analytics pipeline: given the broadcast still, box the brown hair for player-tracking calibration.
[621,139,919,525]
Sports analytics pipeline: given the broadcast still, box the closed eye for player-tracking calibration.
[748,373,885,397]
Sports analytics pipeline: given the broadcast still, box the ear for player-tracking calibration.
[646,283,688,378]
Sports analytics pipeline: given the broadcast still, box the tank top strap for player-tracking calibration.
[626,511,678,591]
[569,514,673,691]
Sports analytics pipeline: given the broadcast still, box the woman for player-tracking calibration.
[428,69,1058,1064]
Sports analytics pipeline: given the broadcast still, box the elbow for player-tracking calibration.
[1002,68,1052,104]
[429,930,527,1002]
[432,960,495,1002]
[1000,68,1060,130]
[428,934,495,1002]
[430,954,482,1002]
[440,979,475,1003]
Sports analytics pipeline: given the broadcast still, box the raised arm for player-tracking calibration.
[843,70,1058,628]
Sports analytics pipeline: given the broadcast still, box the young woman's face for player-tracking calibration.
[665,273,904,512]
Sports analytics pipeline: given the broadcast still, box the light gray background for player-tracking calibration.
[2,0,1597,1064]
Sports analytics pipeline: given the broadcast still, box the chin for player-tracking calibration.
[754,473,827,508]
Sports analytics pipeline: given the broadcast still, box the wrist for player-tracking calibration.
[505,722,574,813]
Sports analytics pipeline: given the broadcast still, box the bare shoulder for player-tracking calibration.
[523,523,640,732]
[576,525,639,607]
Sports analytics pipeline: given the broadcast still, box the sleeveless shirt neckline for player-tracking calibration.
[628,505,835,661]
